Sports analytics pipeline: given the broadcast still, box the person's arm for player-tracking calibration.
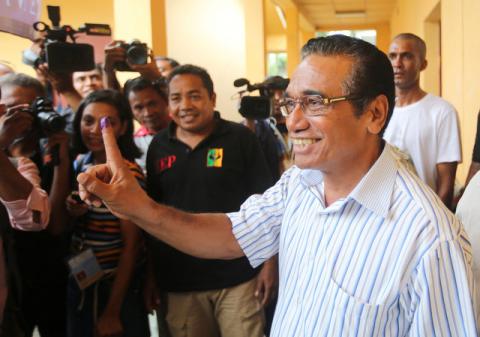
[466,112,480,186]
[0,107,49,230]
[46,132,72,235]
[36,64,82,111]
[465,162,480,187]
[77,117,243,260]
[95,219,142,337]
[435,162,457,208]
[255,255,278,307]
[102,41,124,91]
[129,50,163,81]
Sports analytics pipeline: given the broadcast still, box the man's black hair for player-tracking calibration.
[167,64,214,97]
[301,34,395,135]
[72,89,141,161]
[124,76,168,102]
[155,56,180,69]
[0,73,46,97]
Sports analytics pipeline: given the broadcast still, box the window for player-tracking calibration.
[267,52,287,77]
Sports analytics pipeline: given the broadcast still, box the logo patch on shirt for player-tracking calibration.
[156,155,176,173]
[207,148,223,167]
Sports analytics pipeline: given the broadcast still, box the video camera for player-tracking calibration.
[234,76,289,119]
[114,40,149,71]
[23,6,111,72]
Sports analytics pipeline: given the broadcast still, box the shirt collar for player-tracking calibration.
[135,125,156,137]
[299,143,398,218]
[348,143,398,218]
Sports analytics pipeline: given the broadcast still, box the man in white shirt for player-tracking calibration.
[384,33,461,208]
[77,35,477,337]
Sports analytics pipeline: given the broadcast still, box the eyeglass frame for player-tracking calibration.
[278,94,360,117]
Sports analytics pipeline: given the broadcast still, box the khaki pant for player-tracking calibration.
[164,277,265,337]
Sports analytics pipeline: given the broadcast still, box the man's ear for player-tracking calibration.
[420,58,428,71]
[211,92,217,107]
[366,95,388,135]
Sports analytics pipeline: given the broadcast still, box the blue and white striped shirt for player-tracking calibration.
[229,144,477,337]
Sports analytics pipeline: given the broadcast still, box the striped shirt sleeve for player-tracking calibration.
[228,168,293,267]
[408,239,478,336]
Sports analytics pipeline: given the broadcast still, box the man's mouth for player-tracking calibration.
[291,138,319,146]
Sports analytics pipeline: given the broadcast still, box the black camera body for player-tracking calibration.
[24,6,111,72]
[234,76,289,119]
[42,41,95,73]
[28,97,66,137]
[114,40,149,71]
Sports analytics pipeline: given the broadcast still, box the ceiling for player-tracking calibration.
[265,0,397,33]
[296,0,397,28]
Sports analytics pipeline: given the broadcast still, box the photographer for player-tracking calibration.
[0,85,51,335]
[238,76,290,182]
[0,73,71,337]
[103,40,162,91]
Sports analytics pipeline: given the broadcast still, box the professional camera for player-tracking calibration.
[114,40,149,71]
[23,6,111,72]
[27,97,66,137]
[233,76,289,119]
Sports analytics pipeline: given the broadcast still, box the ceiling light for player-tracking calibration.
[275,4,287,29]
[335,10,366,18]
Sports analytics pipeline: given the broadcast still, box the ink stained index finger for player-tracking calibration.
[100,116,125,170]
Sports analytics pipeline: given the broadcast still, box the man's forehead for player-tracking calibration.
[389,38,418,53]
[169,74,206,93]
[0,85,37,105]
[130,87,162,101]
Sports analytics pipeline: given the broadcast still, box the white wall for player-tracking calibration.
[165,0,247,121]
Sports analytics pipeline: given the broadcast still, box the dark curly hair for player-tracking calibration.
[72,89,141,161]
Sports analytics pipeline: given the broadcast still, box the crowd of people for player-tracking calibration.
[0,31,479,337]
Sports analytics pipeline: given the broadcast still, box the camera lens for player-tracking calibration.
[37,112,66,134]
[127,44,148,65]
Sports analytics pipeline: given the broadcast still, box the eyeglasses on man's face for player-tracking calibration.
[279,94,358,117]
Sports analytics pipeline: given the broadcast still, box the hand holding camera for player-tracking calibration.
[0,105,34,150]
[36,63,75,93]
[104,40,150,72]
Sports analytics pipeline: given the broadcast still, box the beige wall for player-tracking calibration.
[391,0,480,183]
[1,0,114,77]
[165,0,265,122]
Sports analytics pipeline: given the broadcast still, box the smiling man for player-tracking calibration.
[77,36,477,337]
[142,65,276,337]
[384,33,461,208]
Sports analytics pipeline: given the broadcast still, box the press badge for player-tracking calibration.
[67,248,104,290]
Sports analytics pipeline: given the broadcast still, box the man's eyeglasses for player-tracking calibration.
[279,94,358,117]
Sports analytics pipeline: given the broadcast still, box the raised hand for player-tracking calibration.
[76,117,149,220]
[0,105,34,150]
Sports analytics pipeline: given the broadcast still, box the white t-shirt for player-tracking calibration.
[384,93,462,190]
[456,171,480,323]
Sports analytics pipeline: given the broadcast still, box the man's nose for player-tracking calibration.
[285,102,308,133]
[179,97,193,110]
[144,106,156,116]
[391,56,401,68]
